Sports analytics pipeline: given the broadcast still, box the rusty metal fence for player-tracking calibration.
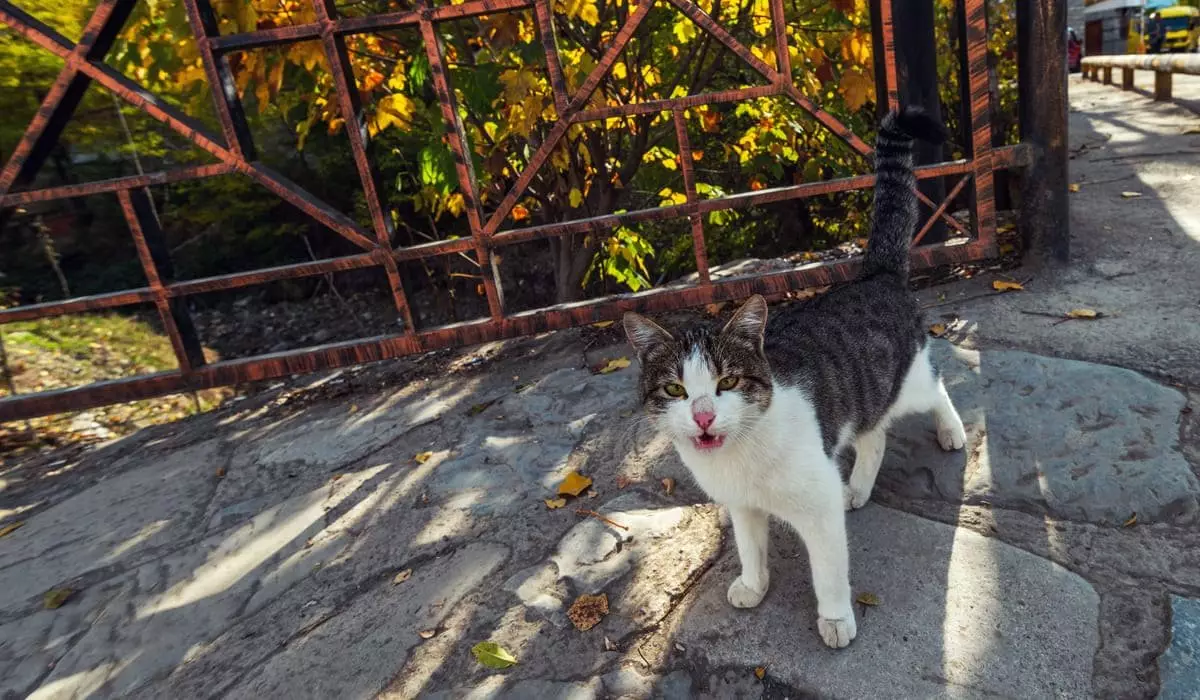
[0,0,1058,421]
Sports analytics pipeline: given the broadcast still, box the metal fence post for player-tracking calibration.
[1016,0,1069,263]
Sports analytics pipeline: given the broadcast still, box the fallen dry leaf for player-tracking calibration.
[1068,183,1081,193]
[418,629,438,640]
[414,451,433,464]
[1067,308,1099,319]
[349,404,359,413]
[928,323,947,338]
[597,357,632,374]
[214,466,227,479]
[662,477,676,496]
[591,320,615,329]
[615,476,632,489]
[0,521,24,538]
[544,498,567,510]
[1124,513,1138,528]
[856,592,881,606]
[471,641,518,669]
[392,568,413,585]
[567,593,610,631]
[1120,191,1142,199]
[991,280,1024,292]
[43,588,75,609]
[604,636,618,651]
[557,471,593,497]
[754,666,767,680]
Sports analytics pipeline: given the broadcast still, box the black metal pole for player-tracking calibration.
[893,0,949,244]
[1017,0,1069,263]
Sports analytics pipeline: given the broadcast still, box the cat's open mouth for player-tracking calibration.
[691,432,725,451]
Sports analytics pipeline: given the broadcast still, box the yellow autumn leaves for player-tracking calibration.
[838,30,874,111]
[556,0,601,26]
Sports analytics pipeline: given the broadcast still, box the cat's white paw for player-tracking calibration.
[843,483,870,511]
[936,419,966,451]
[817,614,857,649]
[727,576,768,609]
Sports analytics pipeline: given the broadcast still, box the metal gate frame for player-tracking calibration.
[0,0,1045,421]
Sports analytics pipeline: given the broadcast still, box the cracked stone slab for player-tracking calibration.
[1160,595,1200,700]
[418,667,677,699]
[20,465,385,699]
[422,367,638,515]
[226,542,509,700]
[228,386,456,471]
[415,495,719,696]
[877,341,1199,525]
[676,505,1099,699]
[0,439,225,619]
[502,493,719,639]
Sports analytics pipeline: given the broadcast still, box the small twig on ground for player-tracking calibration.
[1020,309,1111,326]
[575,508,629,531]
[1019,310,1066,319]
[1075,174,1136,186]
[580,335,600,369]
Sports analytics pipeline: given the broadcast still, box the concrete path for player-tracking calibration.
[3,77,1200,700]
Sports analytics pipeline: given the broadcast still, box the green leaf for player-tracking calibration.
[455,63,503,115]
[419,144,457,194]
[471,641,518,669]
[408,53,430,93]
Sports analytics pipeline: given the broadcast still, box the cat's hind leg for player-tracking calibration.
[930,372,966,451]
[892,346,966,452]
[843,426,886,511]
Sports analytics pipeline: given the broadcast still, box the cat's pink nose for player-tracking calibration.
[692,410,716,431]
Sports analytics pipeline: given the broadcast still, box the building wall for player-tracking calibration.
[1068,0,1088,38]
[1086,9,1138,55]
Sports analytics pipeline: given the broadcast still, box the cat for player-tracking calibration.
[622,107,967,649]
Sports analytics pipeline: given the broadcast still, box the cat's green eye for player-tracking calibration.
[663,383,687,398]
[717,376,740,391]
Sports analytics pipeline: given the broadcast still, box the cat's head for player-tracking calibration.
[623,295,773,454]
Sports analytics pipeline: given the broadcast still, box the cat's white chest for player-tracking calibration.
[674,385,830,514]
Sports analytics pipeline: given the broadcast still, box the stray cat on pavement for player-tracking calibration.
[622,107,966,648]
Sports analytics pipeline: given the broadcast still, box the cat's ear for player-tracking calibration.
[722,295,768,341]
[623,312,673,356]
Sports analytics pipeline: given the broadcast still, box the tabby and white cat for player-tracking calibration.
[623,107,966,649]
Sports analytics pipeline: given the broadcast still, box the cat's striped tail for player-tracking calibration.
[861,106,947,280]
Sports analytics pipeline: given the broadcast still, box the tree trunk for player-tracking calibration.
[551,232,600,303]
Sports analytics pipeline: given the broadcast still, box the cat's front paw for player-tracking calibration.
[727,576,768,609]
[843,483,870,511]
[936,418,967,451]
[817,614,857,649]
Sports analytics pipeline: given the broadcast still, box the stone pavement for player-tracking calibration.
[4,77,1200,700]
[2,327,1199,699]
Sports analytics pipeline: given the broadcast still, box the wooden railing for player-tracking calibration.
[1082,54,1200,101]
